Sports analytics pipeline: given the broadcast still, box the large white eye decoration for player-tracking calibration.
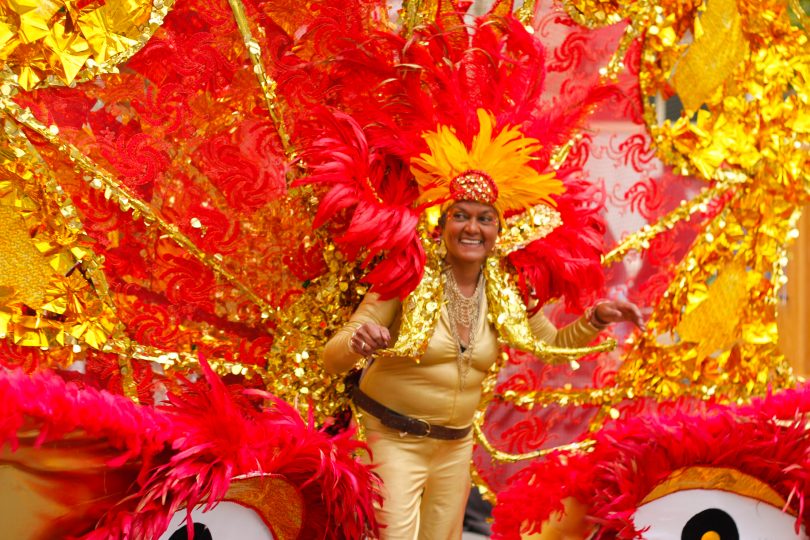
[157,476,303,540]
[159,501,274,540]
[633,467,808,540]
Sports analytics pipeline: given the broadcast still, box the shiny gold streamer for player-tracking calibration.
[562,0,630,29]
[492,381,791,410]
[0,97,278,321]
[401,0,436,36]
[515,0,537,25]
[602,169,749,265]
[113,339,272,385]
[225,0,296,165]
[473,420,595,462]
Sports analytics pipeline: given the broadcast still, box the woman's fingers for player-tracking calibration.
[353,323,390,354]
[616,302,645,329]
[368,324,390,350]
[627,304,645,329]
[596,301,646,330]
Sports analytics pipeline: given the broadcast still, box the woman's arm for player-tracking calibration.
[528,309,600,348]
[528,300,645,348]
[322,292,400,375]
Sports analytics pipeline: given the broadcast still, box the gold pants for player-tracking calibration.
[363,415,473,540]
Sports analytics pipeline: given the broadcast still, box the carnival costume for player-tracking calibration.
[326,291,603,537]
[1,0,808,536]
[316,71,617,535]
[0,0,617,534]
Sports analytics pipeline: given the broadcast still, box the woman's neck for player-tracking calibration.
[446,260,483,295]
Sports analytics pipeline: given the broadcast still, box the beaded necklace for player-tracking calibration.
[445,269,483,390]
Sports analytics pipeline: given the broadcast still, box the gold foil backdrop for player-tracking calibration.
[472,0,809,495]
[615,0,806,410]
[0,0,173,91]
[0,0,807,496]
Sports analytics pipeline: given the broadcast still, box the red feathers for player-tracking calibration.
[0,365,380,539]
[293,12,612,301]
[491,387,810,539]
[509,175,607,312]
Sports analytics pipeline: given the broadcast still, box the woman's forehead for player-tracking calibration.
[448,201,498,215]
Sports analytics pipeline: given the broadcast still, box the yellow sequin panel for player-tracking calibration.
[670,0,748,113]
[496,204,563,256]
[483,257,615,362]
[0,204,55,308]
[377,236,443,362]
[674,260,749,360]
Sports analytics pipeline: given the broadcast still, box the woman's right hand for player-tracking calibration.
[350,322,391,356]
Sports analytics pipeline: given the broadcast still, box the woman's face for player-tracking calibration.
[442,201,499,266]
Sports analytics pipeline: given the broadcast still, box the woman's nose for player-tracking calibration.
[463,219,480,232]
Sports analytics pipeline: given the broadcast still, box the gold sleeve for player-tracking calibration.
[528,309,601,349]
[322,292,401,374]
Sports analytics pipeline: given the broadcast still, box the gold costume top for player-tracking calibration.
[324,291,600,429]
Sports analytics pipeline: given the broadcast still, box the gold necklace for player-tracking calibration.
[445,269,483,390]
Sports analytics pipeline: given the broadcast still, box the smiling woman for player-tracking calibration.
[322,155,643,538]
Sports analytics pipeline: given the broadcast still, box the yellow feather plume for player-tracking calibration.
[411,109,564,216]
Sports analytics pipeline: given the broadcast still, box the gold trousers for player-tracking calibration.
[363,415,473,540]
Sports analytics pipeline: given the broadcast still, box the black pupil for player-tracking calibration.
[681,508,739,540]
[169,522,213,540]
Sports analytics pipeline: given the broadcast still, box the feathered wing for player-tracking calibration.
[297,110,425,299]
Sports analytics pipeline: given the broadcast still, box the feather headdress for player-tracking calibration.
[294,10,610,303]
[411,108,564,214]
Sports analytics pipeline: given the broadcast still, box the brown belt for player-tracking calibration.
[352,387,472,440]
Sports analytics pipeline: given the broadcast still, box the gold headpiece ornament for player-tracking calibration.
[410,108,565,217]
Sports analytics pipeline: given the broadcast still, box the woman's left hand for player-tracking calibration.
[592,300,645,330]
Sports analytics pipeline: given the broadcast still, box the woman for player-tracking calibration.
[324,198,643,539]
